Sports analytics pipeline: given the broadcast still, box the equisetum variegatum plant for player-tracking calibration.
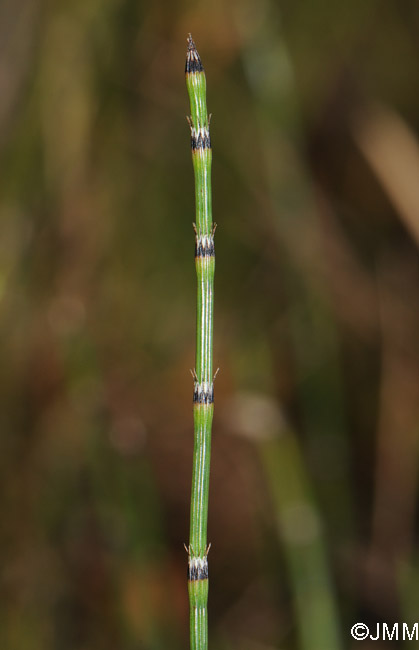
[184,34,216,650]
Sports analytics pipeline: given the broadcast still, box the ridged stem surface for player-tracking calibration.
[185,34,214,650]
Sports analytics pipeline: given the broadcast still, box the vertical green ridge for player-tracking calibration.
[185,34,215,650]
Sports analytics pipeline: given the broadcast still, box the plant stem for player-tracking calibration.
[185,34,214,650]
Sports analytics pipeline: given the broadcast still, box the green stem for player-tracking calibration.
[185,34,214,650]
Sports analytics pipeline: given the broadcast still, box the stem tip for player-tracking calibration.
[186,34,204,74]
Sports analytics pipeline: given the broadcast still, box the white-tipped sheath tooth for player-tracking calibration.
[194,127,208,140]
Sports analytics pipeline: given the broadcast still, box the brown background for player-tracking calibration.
[1,1,419,648]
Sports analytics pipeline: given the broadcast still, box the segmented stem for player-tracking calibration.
[185,34,214,650]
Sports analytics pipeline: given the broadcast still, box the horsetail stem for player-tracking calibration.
[185,34,215,650]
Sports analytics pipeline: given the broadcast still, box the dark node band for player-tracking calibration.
[185,56,204,74]
[191,131,211,150]
[188,556,209,581]
[195,236,215,258]
[193,383,214,404]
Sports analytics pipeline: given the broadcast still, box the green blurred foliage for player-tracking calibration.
[1,0,419,648]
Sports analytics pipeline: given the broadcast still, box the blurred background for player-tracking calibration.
[1,0,419,648]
